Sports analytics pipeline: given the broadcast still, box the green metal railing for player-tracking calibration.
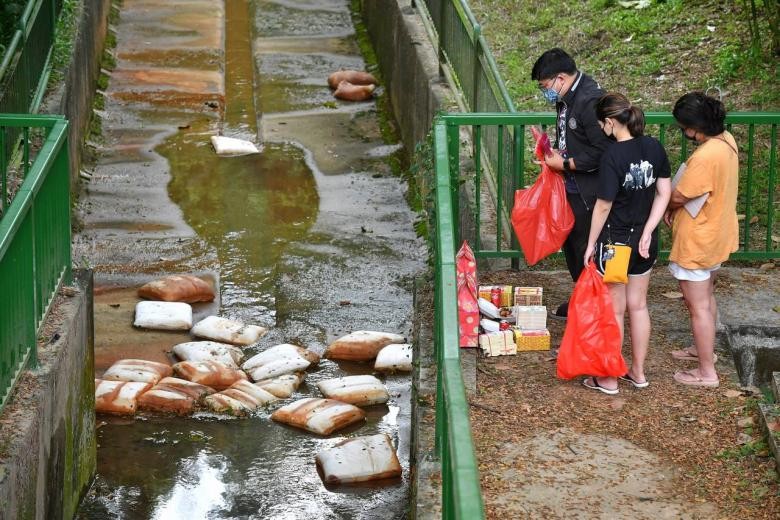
[0,114,70,413]
[432,121,485,520]
[1,0,64,176]
[439,112,779,261]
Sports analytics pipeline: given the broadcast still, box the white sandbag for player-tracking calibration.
[316,434,402,484]
[190,315,268,346]
[242,344,319,381]
[210,135,260,156]
[137,377,215,415]
[205,380,278,416]
[254,372,304,398]
[316,375,389,407]
[172,341,244,369]
[373,343,413,373]
[324,331,406,361]
[134,301,192,330]
[172,360,248,390]
[479,318,500,333]
[95,379,152,415]
[102,359,173,385]
[271,398,366,435]
[478,298,500,319]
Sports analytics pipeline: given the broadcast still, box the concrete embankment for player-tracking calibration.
[0,270,95,520]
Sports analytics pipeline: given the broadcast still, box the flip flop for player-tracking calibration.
[670,348,718,363]
[673,370,719,388]
[618,373,649,389]
[582,377,619,395]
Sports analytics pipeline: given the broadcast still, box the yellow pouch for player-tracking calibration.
[602,244,631,284]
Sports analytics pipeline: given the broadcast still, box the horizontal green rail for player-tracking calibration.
[441,111,780,262]
[433,120,486,520]
[1,0,63,178]
[0,114,70,414]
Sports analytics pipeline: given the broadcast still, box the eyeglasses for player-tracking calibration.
[537,77,558,91]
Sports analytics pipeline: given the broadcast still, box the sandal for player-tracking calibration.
[673,370,719,388]
[618,373,649,389]
[582,377,619,395]
[670,348,718,363]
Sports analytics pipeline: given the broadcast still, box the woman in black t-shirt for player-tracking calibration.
[581,93,672,395]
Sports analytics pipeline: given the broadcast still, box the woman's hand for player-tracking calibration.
[638,231,652,259]
[663,208,676,227]
[584,243,595,267]
[541,149,565,171]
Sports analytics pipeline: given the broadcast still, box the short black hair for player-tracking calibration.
[531,48,577,81]
[672,92,726,136]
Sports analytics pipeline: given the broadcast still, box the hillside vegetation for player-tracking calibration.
[468,0,778,112]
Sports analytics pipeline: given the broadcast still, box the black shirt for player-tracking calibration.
[597,136,671,240]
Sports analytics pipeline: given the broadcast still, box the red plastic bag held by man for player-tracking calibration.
[455,241,479,348]
[511,127,575,265]
[557,262,627,379]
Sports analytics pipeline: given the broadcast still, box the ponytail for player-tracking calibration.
[596,92,645,137]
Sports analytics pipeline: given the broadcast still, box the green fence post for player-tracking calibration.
[767,124,777,252]
[472,24,481,112]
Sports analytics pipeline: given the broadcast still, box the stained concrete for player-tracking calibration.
[0,270,96,520]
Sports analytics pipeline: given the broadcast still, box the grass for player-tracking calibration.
[468,0,779,111]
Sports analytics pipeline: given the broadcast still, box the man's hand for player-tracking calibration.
[543,149,566,171]
[584,243,595,267]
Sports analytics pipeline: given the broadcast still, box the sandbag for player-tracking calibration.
[137,274,214,303]
[137,377,215,415]
[327,70,377,89]
[324,331,406,362]
[316,434,402,485]
[172,341,244,369]
[172,360,248,390]
[134,301,192,331]
[190,315,268,346]
[333,80,375,102]
[102,359,173,385]
[210,135,260,156]
[242,344,319,381]
[316,375,389,407]
[254,372,304,398]
[95,379,152,415]
[204,380,278,416]
[271,398,366,435]
[373,343,413,373]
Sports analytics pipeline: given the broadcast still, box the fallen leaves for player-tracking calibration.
[662,291,684,299]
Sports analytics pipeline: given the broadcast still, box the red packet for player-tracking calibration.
[455,241,479,347]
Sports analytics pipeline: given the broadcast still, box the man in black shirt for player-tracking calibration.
[531,48,612,319]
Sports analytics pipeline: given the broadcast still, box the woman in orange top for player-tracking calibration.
[664,92,739,388]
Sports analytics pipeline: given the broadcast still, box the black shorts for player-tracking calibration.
[595,233,658,278]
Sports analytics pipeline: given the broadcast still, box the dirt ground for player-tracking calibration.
[471,266,779,519]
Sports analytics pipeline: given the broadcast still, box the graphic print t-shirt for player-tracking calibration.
[596,135,671,240]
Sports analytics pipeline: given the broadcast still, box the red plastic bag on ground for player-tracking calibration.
[511,128,574,265]
[557,262,627,379]
[455,241,479,348]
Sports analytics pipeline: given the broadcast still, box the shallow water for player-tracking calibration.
[75,1,423,518]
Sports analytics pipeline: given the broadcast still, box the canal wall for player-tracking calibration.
[41,0,113,190]
[0,270,95,520]
[359,0,454,157]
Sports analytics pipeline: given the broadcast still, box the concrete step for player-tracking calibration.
[758,402,780,469]
[772,371,780,402]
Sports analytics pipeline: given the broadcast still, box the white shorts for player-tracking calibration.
[668,262,721,281]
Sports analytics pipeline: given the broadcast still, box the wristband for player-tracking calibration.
[563,158,571,171]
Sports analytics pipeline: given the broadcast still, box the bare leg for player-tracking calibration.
[679,276,718,380]
[626,273,651,382]
[594,283,626,391]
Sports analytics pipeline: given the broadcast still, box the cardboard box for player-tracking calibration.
[478,331,516,357]
[514,305,547,330]
[478,285,513,307]
[513,329,551,351]
[514,286,543,306]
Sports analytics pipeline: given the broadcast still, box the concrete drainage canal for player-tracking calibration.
[74,1,424,518]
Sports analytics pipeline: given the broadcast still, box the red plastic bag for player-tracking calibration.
[557,262,627,379]
[510,128,574,265]
[455,241,479,348]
